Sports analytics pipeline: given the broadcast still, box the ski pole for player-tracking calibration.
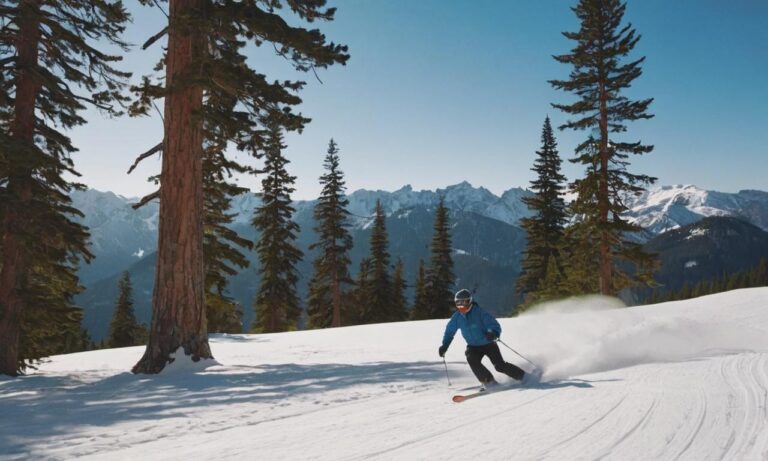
[442,356,452,386]
[496,338,539,369]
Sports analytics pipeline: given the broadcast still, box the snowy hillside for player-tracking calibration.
[2,288,768,460]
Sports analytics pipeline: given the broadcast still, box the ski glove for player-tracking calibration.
[485,331,498,341]
[438,345,448,357]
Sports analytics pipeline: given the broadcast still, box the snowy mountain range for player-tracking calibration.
[624,185,768,235]
[70,183,768,338]
[70,189,159,284]
[644,216,768,293]
[72,181,537,285]
[74,183,768,273]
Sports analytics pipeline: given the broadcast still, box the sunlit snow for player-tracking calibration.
[2,289,768,460]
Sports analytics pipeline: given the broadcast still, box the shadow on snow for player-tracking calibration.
[0,360,441,455]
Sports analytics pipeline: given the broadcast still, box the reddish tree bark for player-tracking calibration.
[0,0,40,376]
[132,0,211,374]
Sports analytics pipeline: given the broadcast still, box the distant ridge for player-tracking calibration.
[70,183,768,339]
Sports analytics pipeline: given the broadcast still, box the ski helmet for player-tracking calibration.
[454,289,473,313]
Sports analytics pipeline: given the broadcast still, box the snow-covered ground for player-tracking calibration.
[3,289,768,460]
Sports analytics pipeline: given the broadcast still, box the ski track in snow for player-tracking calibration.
[2,289,768,460]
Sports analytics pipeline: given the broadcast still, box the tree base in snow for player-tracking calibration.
[132,336,213,374]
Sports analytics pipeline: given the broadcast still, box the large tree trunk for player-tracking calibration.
[133,0,211,374]
[0,0,40,376]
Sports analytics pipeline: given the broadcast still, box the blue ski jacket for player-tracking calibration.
[441,303,501,348]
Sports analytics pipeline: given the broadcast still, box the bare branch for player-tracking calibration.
[128,142,163,174]
[310,65,324,84]
[142,26,168,50]
[0,55,16,67]
[151,0,169,19]
[152,100,164,123]
[73,94,115,112]
[131,189,161,210]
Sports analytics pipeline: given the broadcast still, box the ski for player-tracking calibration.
[452,384,503,402]
[452,390,487,403]
[452,369,544,403]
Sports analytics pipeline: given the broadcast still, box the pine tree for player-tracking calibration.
[558,217,601,296]
[691,281,705,298]
[358,201,393,324]
[251,127,303,333]
[753,258,768,286]
[108,272,148,348]
[678,281,692,300]
[19,274,89,366]
[65,328,92,354]
[706,279,717,296]
[537,255,568,302]
[130,0,348,373]
[202,149,252,334]
[391,259,408,322]
[0,0,130,376]
[351,258,371,325]
[307,139,354,329]
[734,271,749,290]
[714,275,726,294]
[550,0,656,295]
[517,117,568,304]
[424,198,455,319]
[410,260,430,320]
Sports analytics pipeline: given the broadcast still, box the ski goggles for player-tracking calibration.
[455,299,471,308]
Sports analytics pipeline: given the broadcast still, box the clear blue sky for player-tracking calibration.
[69,0,768,200]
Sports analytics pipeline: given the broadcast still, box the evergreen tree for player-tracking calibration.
[410,260,430,320]
[710,275,722,294]
[351,258,372,325]
[251,127,303,333]
[691,281,706,299]
[678,281,692,300]
[734,271,748,290]
[0,0,130,375]
[424,198,455,319]
[706,279,717,297]
[537,255,568,302]
[644,256,768,305]
[358,201,393,324]
[130,0,348,373]
[517,117,568,304]
[108,272,148,348]
[753,258,768,286]
[391,259,408,322]
[202,148,252,334]
[66,328,92,354]
[558,216,601,296]
[307,139,354,329]
[550,0,656,295]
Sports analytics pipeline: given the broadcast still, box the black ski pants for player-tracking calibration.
[465,342,525,383]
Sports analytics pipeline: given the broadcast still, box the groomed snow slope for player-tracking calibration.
[2,288,768,460]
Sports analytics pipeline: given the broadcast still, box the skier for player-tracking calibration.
[439,288,526,387]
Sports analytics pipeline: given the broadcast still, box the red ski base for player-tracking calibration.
[452,391,486,403]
